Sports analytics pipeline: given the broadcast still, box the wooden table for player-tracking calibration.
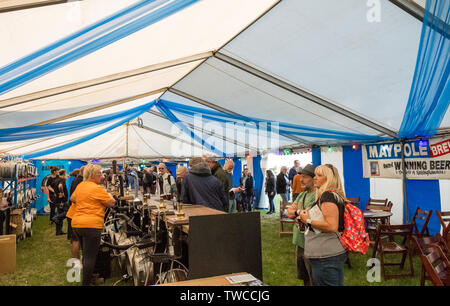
[363,210,393,233]
[154,272,247,286]
[363,210,393,220]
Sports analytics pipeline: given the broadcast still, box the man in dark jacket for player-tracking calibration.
[276,166,289,203]
[205,157,229,212]
[181,158,227,212]
[240,168,254,212]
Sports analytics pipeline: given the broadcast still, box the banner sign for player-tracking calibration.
[362,137,450,180]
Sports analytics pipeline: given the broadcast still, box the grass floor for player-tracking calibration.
[0,196,427,286]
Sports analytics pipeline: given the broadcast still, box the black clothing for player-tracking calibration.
[72,228,102,286]
[56,177,68,204]
[41,174,51,188]
[181,162,227,211]
[265,176,276,195]
[211,162,229,212]
[240,175,254,212]
[70,175,83,199]
[46,176,59,203]
[276,173,287,194]
[176,177,183,201]
[318,191,345,232]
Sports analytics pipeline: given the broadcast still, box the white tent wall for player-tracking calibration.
[258,152,313,209]
[369,178,404,225]
[320,146,345,188]
[440,180,450,224]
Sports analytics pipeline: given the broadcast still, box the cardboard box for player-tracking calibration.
[0,234,16,273]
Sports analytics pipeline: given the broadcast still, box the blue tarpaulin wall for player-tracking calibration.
[312,147,321,166]
[406,180,442,235]
[342,145,370,212]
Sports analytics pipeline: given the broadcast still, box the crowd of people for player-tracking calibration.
[41,157,256,285]
[41,157,348,287]
[282,163,348,286]
[263,160,349,286]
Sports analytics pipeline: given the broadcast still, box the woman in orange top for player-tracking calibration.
[70,164,115,286]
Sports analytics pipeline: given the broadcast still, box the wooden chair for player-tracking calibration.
[411,235,450,286]
[412,236,450,286]
[436,211,450,246]
[279,201,295,236]
[411,207,433,238]
[346,197,360,207]
[366,201,393,242]
[372,224,414,280]
[366,198,388,208]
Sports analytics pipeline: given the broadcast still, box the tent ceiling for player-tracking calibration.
[0,0,278,100]
[169,57,387,137]
[219,0,423,132]
[1,0,448,160]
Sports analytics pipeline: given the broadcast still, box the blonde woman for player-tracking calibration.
[70,164,115,286]
[298,164,347,286]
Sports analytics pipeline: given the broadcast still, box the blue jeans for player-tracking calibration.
[268,194,275,213]
[228,199,237,213]
[309,252,347,286]
[280,193,288,203]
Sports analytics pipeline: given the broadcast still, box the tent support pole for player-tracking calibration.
[126,122,129,158]
[389,0,449,39]
[168,88,310,145]
[388,0,424,21]
[30,88,165,126]
[130,123,206,152]
[401,139,409,223]
[0,52,212,110]
[147,109,258,153]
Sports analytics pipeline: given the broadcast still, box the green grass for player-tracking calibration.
[0,199,427,286]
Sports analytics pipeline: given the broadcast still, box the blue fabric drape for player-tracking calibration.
[233,157,242,187]
[0,0,198,96]
[312,147,321,166]
[22,101,156,159]
[0,101,156,142]
[398,0,450,138]
[158,99,387,142]
[342,145,370,212]
[252,155,263,208]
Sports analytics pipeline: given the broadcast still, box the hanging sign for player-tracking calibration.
[362,137,450,180]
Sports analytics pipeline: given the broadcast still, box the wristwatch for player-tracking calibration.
[306,218,312,225]
[294,210,299,217]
